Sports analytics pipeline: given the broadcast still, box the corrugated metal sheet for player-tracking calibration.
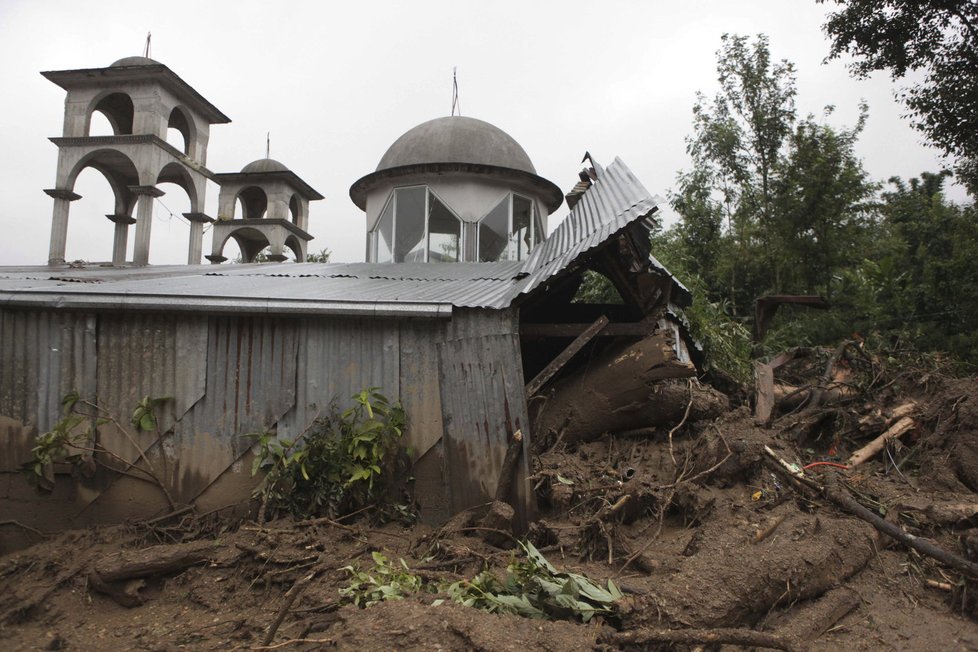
[514,156,666,301]
[96,313,207,448]
[0,310,96,470]
[438,328,531,523]
[278,317,400,442]
[0,262,522,314]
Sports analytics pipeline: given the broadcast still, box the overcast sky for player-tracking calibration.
[0,0,967,266]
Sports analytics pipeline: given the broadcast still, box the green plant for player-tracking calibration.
[440,541,622,623]
[337,542,622,623]
[22,392,175,507]
[339,551,424,607]
[249,387,409,521]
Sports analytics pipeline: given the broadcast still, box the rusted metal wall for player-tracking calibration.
[0,305,532,545]
[437,308,533,525]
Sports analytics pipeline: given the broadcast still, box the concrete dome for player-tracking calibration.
[110,56,161,67]
[377,116,536,174]
[241,158,289,174]
[351,115,563,212]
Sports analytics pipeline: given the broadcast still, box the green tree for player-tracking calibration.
[772,106,877,299]
[672,34,876,322]
[678,34,798,314]
[869,172,978,362]
[820,0,978,191]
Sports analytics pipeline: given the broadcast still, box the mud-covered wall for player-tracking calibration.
[0,305,530,552]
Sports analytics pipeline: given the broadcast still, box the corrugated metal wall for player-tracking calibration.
[0,310,96,471]
[0,305,530,530]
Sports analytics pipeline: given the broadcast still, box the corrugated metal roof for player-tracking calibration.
[0,158,687,315]
[514,156,667,301]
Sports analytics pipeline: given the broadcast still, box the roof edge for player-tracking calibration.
[349,162,563,213]
[0,291,453,318]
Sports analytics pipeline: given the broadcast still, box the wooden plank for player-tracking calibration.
[754,360,775,424]
[520,320,650,338]
[525,315,609,397]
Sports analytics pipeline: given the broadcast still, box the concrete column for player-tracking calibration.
[183,212,214,265]
[129,185,165,266]
[106,214,136,265]
[44,188,82,265]
[266,231,287,262]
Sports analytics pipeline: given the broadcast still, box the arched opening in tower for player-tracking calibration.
[89,92,135,136]
[166,107,195,156]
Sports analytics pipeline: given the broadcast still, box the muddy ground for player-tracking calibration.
[3,360,978,650]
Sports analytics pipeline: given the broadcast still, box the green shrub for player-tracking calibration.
[249,388,409,521]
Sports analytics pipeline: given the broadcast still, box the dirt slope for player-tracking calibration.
[3,374,978,651]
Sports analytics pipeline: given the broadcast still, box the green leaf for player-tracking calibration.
[139,413,155,431]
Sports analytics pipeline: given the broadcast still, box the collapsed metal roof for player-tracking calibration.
[0,158,687,317]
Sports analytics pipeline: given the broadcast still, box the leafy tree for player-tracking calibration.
[772,106,877,298]
[870,172,978,362]
[305,248,332,263]
[678,34,798,314]
[820,0,978,190]
[672,34,876,323]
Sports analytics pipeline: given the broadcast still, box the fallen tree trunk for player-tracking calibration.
[602,627,799,651]
[532,331,725,445]
[92,539,220,583]
[772,382,857,413]
[89,539,222,607]
[649,511,874,629]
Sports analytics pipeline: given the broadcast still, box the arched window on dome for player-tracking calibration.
[372,186,462,263]
[478,193,544,262]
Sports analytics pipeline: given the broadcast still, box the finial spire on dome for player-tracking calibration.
[451,67,461,117]
[266,132,270,159]
[144,31,152,59]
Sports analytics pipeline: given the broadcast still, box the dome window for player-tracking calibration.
[478,193,544,262]
[373,186,462,263]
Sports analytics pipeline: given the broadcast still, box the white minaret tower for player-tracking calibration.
[42,54,229,265]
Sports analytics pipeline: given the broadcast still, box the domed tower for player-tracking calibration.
[350,116,562,263]
[41,55,230,265]
[208,158,322,263]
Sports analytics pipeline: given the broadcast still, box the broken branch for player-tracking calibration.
[848,416,916,468]
[823,481,978,580]
[263,570,316,646]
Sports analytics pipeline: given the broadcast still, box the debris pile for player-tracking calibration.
[3,342,978,650]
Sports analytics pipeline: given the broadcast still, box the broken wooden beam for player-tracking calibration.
[525,316,608,396]
[754,360,776,424]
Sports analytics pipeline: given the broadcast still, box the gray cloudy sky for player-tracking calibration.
[0,0,965,266]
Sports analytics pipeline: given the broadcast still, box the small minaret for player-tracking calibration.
[41,55,230,265]
[207,158,322,263]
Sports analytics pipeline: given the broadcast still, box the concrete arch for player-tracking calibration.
[285,234,304,262]
[64,149,140,213]
[227,227,271,263]
[86,91,135,136]
[289,193,302,225]
[167,106,197,156]
[236,186,268,220]
[156,162,199,212]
